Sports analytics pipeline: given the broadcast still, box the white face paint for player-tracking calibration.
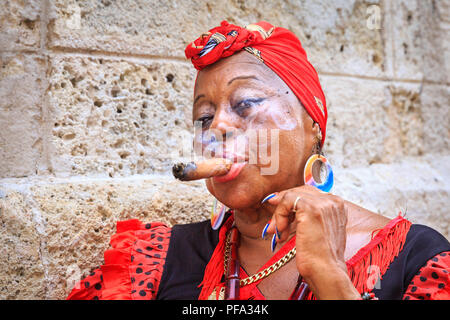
[192,93,304,176]
[188,51,312,181]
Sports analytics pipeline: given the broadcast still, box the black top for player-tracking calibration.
[156,219,220,300]
[157,219,450,300]
[374,224,450,299]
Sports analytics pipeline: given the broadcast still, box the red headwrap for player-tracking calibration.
[185,20,327,147]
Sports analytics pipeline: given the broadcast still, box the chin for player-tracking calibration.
[205,165,265,210]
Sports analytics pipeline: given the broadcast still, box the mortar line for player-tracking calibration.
[0,49,41,55]
[389,0,397,80]
[37,0,52,300]
[317,71,450,86]
[0,173,179,188]
[39,1,53,176]
[380,0,392,80]
[49,46,190,64]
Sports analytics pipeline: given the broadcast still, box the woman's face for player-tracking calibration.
[193,51,319,210]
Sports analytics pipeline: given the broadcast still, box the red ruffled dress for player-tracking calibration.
[67,220,171,300]
[67,216,450,300]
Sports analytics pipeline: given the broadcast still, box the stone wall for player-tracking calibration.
[0,0,449,300]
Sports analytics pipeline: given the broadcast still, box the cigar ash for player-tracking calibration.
[172,162,197,181]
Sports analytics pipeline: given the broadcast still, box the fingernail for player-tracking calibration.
[271,234,277,252]
[275,226,281,240]
[261,193,276,204]
[261,222,270,239]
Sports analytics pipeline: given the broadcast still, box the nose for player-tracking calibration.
[203,107,246,161]
[209,107,238,140]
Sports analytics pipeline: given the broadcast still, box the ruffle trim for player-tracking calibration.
[66,268,103,300]
[67,219,171,300]
[346,214,411,294]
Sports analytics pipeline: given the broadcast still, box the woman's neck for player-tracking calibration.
[233,206,271,239]
[233,204,297,254]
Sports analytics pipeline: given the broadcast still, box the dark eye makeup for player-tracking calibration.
[197,114,214,128]
[194,97,266,128]
[232,98,265,117]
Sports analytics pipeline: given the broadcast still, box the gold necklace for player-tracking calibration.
[224,228,297,287]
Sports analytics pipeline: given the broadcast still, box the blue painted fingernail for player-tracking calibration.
[271,234,277,252]
[261,222,270,239]
[261,193,276,204]
[276,226,281,240]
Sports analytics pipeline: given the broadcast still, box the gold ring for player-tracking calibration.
[293,196,301,212]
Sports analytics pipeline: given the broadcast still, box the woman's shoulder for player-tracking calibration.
[170,219,220,244]
[159,219,221,269]
[67,219,173,300]
[346,201,450,266]
[344,201,392,260]
[401,223,450,263]
[406,223,449,244]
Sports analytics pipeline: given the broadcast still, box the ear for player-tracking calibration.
[311,121,322,141]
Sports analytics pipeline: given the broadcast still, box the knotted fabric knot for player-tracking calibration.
[185,20,273,70]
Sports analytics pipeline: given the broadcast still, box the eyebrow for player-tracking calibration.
[193,94,205,106]
[193,75,261,105]
[227,75,261,86]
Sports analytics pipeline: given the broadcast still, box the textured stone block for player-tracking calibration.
[288,0,385,77]
[436,0,450,23]
[436,0,450,60]
[320,75,390,168]
[388,0,448,82]
[0,53,46,178]
[333,154,450,239]
[418,84,450,154]
[382,82,424,162]
[48,0,386,77]
[322,77,448,168]
[380,83,448,161]
[28,176,212,299]
[0,0,41,51]
[442,23,450,85]
[0,190,45,299]
[47,54,196,177]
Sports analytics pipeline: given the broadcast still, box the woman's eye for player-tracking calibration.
[197,115,213,128]
[233,98,265,117]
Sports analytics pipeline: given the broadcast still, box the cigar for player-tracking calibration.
[172,158,233,181]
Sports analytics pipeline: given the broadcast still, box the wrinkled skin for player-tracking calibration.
[193,51,390,300]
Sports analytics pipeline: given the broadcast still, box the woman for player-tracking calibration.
[67,21,450,300]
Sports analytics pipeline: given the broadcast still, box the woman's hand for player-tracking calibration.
[265,185,360,299]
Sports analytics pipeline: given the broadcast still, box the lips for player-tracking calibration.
[212,162,246,183]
